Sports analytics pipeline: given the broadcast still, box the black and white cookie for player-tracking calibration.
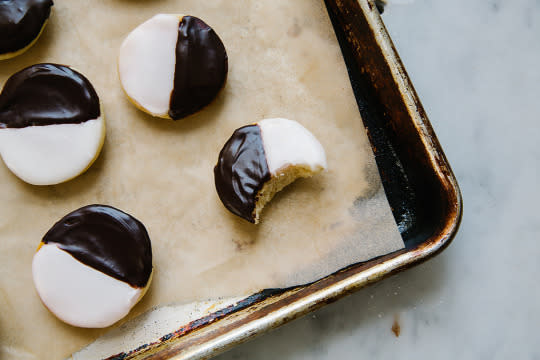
[0,0,53,60]
[32,205,153,328]
[0,63,105,185]
[118,14,228,120]
[214,118,327,224]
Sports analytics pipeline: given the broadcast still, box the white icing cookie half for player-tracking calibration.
[32,205,153,328]
[118,14,228,120]
[214,118,327,224]
[0,63,105,185]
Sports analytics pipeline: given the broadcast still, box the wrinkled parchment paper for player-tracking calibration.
[0,1,403,358]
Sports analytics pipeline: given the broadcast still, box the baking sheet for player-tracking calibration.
[0,1,403,359]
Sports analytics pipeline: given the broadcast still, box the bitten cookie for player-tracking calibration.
[214,118,327,224]
[0,63,105,185]
[118,14,228,120]
[32,205,153,328]
[0,0,53,60]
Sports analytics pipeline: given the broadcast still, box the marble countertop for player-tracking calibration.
[216,0,540,359]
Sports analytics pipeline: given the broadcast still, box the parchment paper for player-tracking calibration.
[0,1,403,358]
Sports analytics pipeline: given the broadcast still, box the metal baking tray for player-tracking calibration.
[102,0,462,358]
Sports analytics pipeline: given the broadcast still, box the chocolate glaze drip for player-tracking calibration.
[214,125,270,223]
[0,63,100,129]
[0,0,53,54]
[42,205,152,288]
[169,16,228,120]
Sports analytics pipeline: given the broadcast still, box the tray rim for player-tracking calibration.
[107,0,462,358]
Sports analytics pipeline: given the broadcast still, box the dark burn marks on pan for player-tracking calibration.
[0,0,53,54]
[169,16,228,120]
[42,204,152,288]
[214,124,270,223]
[0,63,100,129]
[104,289,286,360]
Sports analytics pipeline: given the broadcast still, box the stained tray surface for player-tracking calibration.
[90,0,461,359]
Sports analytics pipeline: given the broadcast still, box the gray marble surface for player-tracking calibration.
[216,0,540,359]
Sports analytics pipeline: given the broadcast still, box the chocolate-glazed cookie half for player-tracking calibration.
[0,0,53,60]
[169,15,228,119]
[214,124,271,223]
[0,63,100,128]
